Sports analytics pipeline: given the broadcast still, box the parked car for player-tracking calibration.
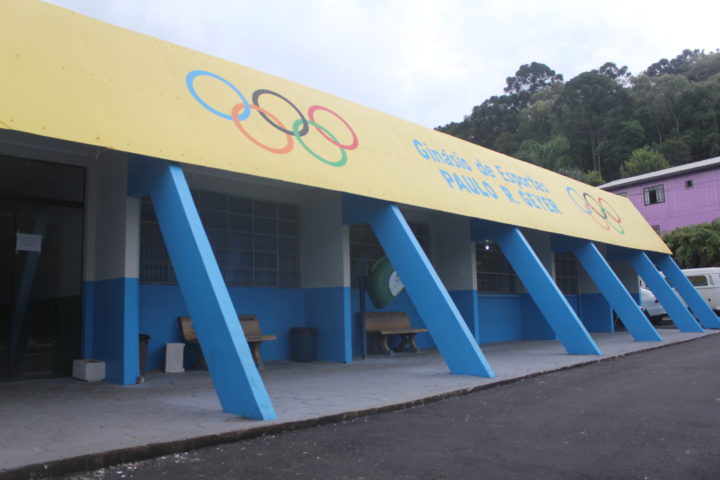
[640,286,666,324]
[681,267,720,315]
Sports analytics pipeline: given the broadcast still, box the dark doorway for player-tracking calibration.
[0,156,85,380]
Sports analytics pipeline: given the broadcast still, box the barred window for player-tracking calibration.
[140,199,177,284]
[554,252,579,295]
[476,241,521,294]
[350,222,430,288]
[140,192,300,288]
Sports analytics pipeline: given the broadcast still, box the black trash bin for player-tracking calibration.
[139,334,151,377]
[290,327,317,362]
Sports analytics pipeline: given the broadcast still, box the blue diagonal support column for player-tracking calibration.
[654,254,720,329]
[342,194,495,378]
[564,240,661,342]
[128,157,276,420]
[628,252,703,333]
[473,222,601,355]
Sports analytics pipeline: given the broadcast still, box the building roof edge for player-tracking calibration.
[600,156,720,190]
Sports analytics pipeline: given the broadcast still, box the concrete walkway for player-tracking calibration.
[0,329,714,477]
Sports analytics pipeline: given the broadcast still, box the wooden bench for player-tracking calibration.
[365,311,428,355]
[178,315,277,369]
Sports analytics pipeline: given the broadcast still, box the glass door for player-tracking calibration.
[0,158,84,380]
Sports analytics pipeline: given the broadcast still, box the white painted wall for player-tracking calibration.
[300,189,349,288]
[86,151,140,282]
[432,213,476,291]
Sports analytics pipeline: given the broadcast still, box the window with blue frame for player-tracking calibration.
[140,191,300,287]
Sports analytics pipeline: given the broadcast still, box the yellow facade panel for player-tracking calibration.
[0,0,669,253]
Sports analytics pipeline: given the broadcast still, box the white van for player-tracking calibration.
[682,267,720,315]
[640,286,666,323]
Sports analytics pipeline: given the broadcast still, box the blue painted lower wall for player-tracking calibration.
[578,294,612,332]
[137,284,307,371]
[230,287,306,363]
[305,287,352,363]
[521,295,557,340]
[83,278,139,385]
[476,294,555,343]
[476,293,610,343]
[87,280,619,377]
[449,290,479,341]
[476,294,524,343]
[81,281,95,359]
[350,289,436,356]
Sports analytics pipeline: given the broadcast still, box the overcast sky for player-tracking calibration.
[46,0,719,129]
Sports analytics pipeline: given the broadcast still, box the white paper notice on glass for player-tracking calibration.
[16,233,42,253]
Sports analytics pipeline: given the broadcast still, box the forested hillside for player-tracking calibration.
[436,49,720,184]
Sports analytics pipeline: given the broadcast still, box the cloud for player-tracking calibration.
[45,0,720,128]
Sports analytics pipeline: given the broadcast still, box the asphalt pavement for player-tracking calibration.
[48,333,720,480]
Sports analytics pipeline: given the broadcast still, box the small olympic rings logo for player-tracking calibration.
[186,70,359,167]
[566,186,624,234]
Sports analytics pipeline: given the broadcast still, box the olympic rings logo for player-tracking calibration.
[566,187,624,234]
[185,70,359,167]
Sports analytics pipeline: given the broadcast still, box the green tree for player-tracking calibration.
[504,62,563,96]
[631,73,693,148]
[516,82,564,144]
[557,166,585,181]
[437,49,720,182]
[515,135,571,170]
[686,50,720,82]
[554,72,632,176]
[438,93,528,154]
[437,119,473,141]
[663,219,720,268]
[620,146,669,177]
[596,119,646,179]
[582,170,605,186]
[658,137,692,165]
[682,78,720,159]
[594,62,631,86]
[644,49,704,77]
[653,74,692,137]
[631,74,665,145]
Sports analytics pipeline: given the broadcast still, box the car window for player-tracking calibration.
[688,275,709,287]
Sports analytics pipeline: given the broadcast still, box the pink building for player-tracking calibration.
[600,157,720,234]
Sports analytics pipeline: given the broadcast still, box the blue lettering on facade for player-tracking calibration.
[413,139,471,171]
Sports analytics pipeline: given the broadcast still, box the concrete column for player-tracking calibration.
[627,252,703,333]
[433,214,479,340]
[472,221,601,355]
[553,237,661,342]
[128,156,275,420]
[301,189,352,362]
[83,152,140,385]
[343,194,495,378]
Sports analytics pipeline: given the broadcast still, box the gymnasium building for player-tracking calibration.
[1,1,717,420]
